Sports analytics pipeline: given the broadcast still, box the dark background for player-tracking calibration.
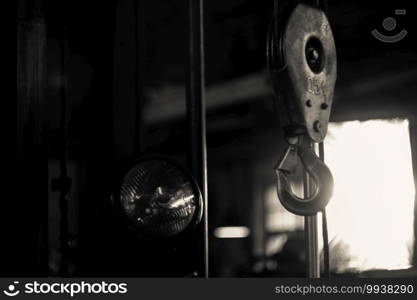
[11,0,417,277]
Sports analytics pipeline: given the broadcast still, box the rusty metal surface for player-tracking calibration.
[272,3,337,142]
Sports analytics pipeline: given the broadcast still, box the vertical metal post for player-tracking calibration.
[58,14,70,277]
[303,138,320,278]
[134,0,144,153]
[187,0,208,278]
[17,0,48,275]
[304,215,319,277]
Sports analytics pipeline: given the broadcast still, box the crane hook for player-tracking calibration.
[274,142,334,216]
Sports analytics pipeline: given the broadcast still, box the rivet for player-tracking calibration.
[313,121,321,132]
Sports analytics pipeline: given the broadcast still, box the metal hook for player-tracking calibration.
[274,144,333,216]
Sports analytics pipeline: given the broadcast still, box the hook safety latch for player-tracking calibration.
[274,144,333,216]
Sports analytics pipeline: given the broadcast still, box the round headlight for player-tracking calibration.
[115,158,203,239]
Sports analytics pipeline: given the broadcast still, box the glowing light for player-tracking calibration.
[214,226,250,238]
[322,119,415,272]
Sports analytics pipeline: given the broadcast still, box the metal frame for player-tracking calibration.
[187,0,209,278]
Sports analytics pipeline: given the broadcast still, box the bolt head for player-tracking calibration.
[313,121,321,132]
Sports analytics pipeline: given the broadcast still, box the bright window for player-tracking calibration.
[267,119,415,272]
[323,119,415,272]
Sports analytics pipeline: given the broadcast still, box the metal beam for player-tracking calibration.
[144,69,417,124]
[187,0,209,278]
